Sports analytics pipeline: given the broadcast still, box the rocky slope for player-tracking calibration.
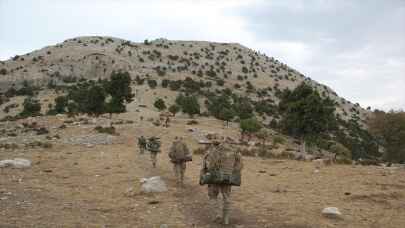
[0,36,369,122]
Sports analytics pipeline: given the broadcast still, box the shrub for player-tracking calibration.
[0,68,7,75]
[176,94,200,117]
[49,96,68,114]
[154,98,166,111]
[216,79,225,86]
[168,104,180,116]
[240,117,262,135]
[161,79,169,88]
[242,66,249,74]
[187,120,199,125]
[239,148,256,157]
[19,97,41,118]
[329,142,351,160]
[94,126,117,135]
[272,135,285,146]
[147,79,158,89]
[169,80,182,91]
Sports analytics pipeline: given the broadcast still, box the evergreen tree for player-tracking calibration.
[278,83,336,152]
[368,110,405,162]
[168,104,180,116]
[176,94,200,117]
[86,85,106,116]
[104,71,134,116]
[19,97,41,118]
[218,108,235,126]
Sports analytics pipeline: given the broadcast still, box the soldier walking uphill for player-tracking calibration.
[168,137,192,187]
[199,138,243,225]
[146,137,161,168]
[137,136,147,154]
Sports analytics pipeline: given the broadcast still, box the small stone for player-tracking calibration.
[160,224,168,228]
[322,207,342,218]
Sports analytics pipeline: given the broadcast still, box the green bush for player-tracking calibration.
[168,104,180,116]
[147,79,158,89]
[0,68,7,75]
[154,98,166,111]
[240,117,262,135]
[272,135,285,146]
[94,126,117,135]
[176,94,200,117]
[19,97,41,118]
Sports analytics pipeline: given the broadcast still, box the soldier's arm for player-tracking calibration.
[234,151,243,170]
[168,144,175,159]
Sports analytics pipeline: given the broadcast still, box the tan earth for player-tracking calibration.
[1,116,404,228]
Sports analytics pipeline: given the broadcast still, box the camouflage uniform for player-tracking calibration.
[200,142,243,225]
[147,137,161,168]
[169,138,191,186]
[138,136,147,154]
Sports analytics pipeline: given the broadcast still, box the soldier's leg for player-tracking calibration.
[173,163,180,185]
[151,152,157,167]
[221,185,232,225]
[208,185,221,221]
[180,162,186,186]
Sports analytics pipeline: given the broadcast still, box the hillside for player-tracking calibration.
[0,36,369,122]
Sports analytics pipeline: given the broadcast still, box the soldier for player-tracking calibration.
[168,137,192,187]
[137,135,147,154]
[146,137,161,168]
[199,137,243,225]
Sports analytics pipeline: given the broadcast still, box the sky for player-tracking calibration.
[1,0,404,111]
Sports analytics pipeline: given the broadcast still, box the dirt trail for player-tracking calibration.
[126,130,264,227]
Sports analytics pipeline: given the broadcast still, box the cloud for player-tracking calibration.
[233,0,405,110]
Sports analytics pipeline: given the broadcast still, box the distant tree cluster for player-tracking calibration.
[175,94,200,117]
[368,110,405,163]
[278,83,337,152]
[48,71,134,117]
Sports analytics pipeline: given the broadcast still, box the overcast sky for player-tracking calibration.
[1,0,404,110]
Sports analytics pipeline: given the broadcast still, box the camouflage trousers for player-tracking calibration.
[139,146,145,154]
[150,152,158,167]
[208,184,232,224]
[173,162,186,186]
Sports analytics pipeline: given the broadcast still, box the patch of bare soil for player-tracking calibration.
[1,116,405,227]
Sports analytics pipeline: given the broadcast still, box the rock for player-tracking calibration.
[140,176,168,193]
[322,207,342,218]
[0,158,31,169]
[160,224,168,228]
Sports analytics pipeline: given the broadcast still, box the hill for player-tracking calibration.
[0,36,369,122]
